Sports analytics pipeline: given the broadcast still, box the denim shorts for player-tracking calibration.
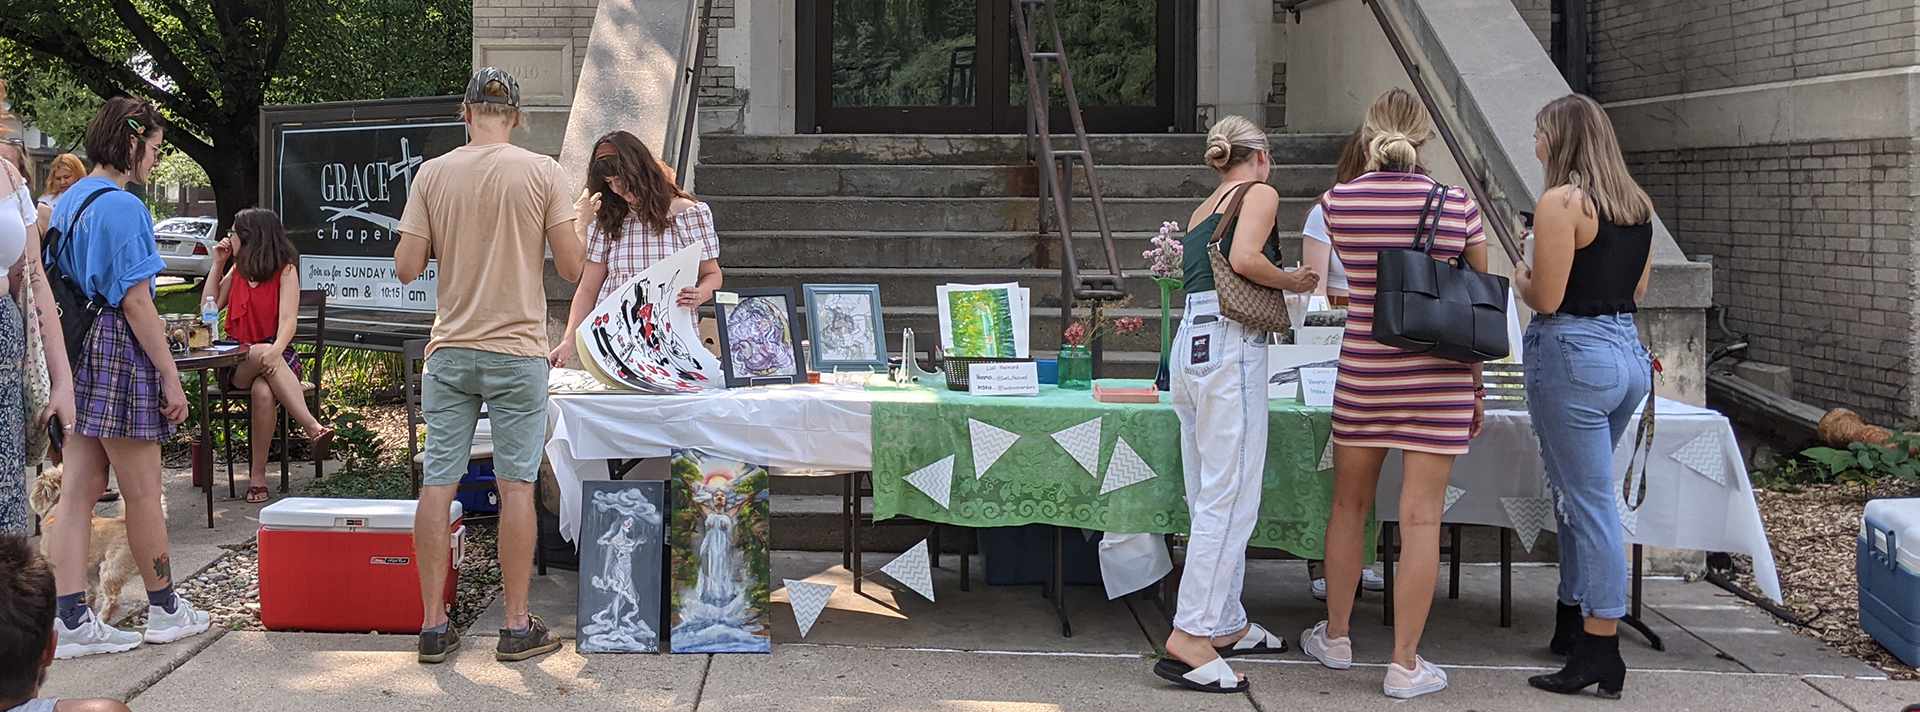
[421,347,548,487]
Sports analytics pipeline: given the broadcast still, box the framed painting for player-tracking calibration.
[667,448,772,654]
[802,283,887,371]
[577,480,667,653]
[713,287,806,388]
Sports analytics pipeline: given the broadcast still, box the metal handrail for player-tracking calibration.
[1012,0,1126,368]
[1359,0,1525,266]
[666,0,716,189]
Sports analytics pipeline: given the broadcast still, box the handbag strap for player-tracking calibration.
[1621,355,1659,512]
[1207,181,1281,258]
[1412,182,1446,254]
[44,186,119,298]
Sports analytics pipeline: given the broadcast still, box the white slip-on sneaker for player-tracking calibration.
[144,595,213,644]
[1360,566,1387,591]
[1300,620,1352,670]
[1383,655,1449,699]
[54,611,143,659]
[1311,577,1328,601]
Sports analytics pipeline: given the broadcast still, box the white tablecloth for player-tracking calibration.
[1377,398,1782,603]
[547,389,1780,602]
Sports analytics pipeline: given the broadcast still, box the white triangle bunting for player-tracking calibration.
[880,540,936,602]
[1101,437,1159,495]
[1318,439,1335,471]
[969,419,1021,478]
[783,579,836,637]
[1502,497,1555,553]
[903,455,956,509]
[1051,417,1104,477]
[1670,430,1728,486]
[1443,485,1466,514]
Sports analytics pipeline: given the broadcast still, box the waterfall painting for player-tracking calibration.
[576,481,666,653]
[667,448,772,653]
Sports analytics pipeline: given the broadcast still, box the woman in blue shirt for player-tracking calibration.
[41,97,212,659]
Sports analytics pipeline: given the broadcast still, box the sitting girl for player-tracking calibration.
[205,208,332,503]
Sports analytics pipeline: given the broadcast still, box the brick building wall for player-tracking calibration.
[472,0,597,81]
[1593,0,1920,103]
[701,0,744,106]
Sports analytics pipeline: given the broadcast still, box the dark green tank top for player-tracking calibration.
[1180,211,1280,294]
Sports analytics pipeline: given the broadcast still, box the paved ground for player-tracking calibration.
[33,462,1920,710]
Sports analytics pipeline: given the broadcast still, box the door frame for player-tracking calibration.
[797,0,1196,134]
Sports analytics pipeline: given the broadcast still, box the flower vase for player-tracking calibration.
[1155,277,1181,391]
[1057,345,1093,390]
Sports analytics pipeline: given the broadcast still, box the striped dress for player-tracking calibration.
[1325,170,1486,455]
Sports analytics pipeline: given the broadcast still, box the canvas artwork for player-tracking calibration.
[668,448,772,653]
[576,481,666,653]
[714,288,805,387]
[577,242,725,393]
[1267,344,1341,399]
[935,283,1031,358]
[803,284,886,369]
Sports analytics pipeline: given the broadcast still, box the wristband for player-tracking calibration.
[1473,386,1486,399]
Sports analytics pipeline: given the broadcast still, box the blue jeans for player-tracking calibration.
[1523,313,1650,620]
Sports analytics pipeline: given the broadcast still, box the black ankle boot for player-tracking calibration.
[1529,630,1626,699]
[1548,602,1582,655]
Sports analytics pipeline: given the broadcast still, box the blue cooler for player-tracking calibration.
[1859,497,1920,666]
[454,462,499,514]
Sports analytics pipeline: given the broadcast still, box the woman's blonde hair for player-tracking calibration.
[1360,88,1434,172]
[1204,115,1267,172]
[1535,94,1653,225]
[44,153,84,197]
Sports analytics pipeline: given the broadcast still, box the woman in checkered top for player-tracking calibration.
[549,130,723,367]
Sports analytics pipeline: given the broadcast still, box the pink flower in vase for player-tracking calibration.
[1114,316,1144,334]
[1063,321,1086,346]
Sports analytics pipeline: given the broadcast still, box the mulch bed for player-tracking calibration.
[1725,477,1920,680]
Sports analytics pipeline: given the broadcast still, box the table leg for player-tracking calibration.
[1500,528,1513,628]
[852,472,866,595]
[959,528,970,593]
[1051,525,1071,637]
[842,473,854,571]
[1382,521,1396,627]
[199,368,213,529]
[1632,543,1644,619]
[1448,525,1462,599]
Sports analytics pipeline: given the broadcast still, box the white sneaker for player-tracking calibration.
[1301,621,1352,670]
[1311,577,1328,600]
[1383,655,1449,699]
[1360,566,1387,591]
[54,611,143,659]
[144,595,212,644]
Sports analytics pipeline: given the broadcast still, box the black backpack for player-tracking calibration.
[41,187,117,365]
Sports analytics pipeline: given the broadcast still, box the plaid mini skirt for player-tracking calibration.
[74,307,177,441]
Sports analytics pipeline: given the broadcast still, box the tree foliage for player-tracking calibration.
[0,0,470,225]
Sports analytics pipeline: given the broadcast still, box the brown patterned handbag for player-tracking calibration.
[1206,182,1293,333]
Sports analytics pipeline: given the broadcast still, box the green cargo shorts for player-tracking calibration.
[420,347,547,487]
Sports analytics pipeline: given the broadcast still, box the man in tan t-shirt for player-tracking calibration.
[395,67,586,665]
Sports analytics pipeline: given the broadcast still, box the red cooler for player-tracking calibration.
[258,498,464,633]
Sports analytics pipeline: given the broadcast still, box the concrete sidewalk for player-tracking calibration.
[40,548,1917,711]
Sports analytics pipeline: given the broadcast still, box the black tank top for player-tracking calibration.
[1558,210,1652,316]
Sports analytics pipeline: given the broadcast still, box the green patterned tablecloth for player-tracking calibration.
[869,380,1376,559]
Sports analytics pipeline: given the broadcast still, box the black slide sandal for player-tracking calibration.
[1153,657,1249,693]
[1216,622,1289,658]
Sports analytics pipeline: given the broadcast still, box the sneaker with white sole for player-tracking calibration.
[54,611,143,659]
[1301,621,1352,670]
[1383,656,1449,699]
[1360,566,1386,591]
[1311,577,1328,600]
[144,595,212,644]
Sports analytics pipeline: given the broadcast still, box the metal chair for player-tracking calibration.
[213,288,327,495]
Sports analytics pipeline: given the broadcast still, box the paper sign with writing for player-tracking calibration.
[968,362,1040,396]
[1298,367,1337,406]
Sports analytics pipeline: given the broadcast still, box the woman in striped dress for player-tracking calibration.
[1299,89,1488,700]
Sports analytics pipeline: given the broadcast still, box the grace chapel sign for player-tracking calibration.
[273,111,468,313]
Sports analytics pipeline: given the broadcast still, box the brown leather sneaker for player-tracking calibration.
[495,614,562,662]
[418,627,460,664]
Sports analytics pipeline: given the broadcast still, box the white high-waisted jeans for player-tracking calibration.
[1168,290,1269,637]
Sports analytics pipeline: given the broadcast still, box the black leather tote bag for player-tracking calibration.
[1370,182,1510,363]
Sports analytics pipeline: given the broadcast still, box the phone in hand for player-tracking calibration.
[48,413,65,453]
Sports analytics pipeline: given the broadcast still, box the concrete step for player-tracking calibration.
[695,163,1335,199]
[699,132,1348,166]
[708,195,1314,233]
[717,230,1305,271]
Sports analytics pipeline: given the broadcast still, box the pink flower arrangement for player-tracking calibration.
[1143,221,1183,280]
[1063,307,1142,346]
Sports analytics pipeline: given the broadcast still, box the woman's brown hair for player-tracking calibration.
[230,208,301,283]
[82,96,164,174]
[1535,94,1654,225]
[587,130,691,242]
[1333,129,1368,184]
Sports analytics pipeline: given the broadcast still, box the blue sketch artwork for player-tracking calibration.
[668,448,772,653]
[577,481,666,653]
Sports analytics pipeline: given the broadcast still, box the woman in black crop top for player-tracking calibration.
[1512,94,1656,700]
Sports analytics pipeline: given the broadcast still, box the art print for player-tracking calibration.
[577,481,666,653]
[667,448,772,654]
[713,288,805,388]
[935,283,1031,359]
[577,242,724,392]
[803,283,886,370]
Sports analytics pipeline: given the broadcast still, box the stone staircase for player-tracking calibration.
[696,132,1346,378]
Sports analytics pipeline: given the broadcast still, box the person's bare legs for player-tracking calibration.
[1324,444,1387,639]
[414,483,457,629]
[102,438,175,591]
[495,479,535,630]
[48,435,111,597]
[247,379,276,491]
[1389,450,1457,669]
[258,358,324,436]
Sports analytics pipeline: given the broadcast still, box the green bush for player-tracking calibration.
[1801,432,1920,492]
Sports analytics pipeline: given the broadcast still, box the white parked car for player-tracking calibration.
[153,216,220,279]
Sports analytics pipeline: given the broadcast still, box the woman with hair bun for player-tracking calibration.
[1301,88,1489,700]
[1152,115,1319,694]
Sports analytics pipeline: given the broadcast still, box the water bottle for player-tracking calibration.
[200,296,220,342]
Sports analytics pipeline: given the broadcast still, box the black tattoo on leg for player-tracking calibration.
[152,554,171,583]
